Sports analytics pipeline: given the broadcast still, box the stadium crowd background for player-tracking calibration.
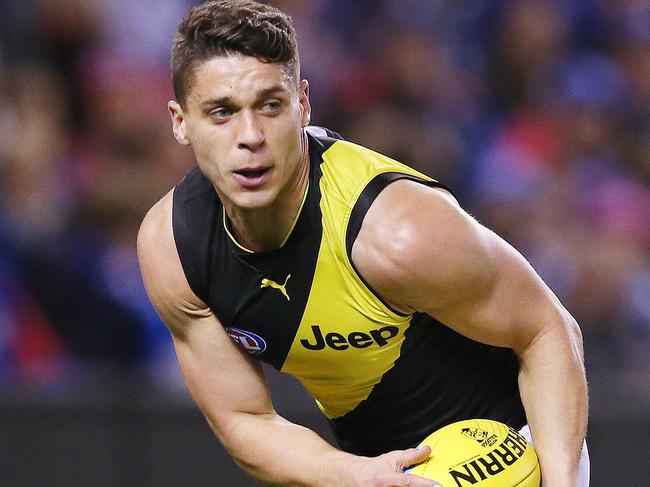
[0,0,648,485]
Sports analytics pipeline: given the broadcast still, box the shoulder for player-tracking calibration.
[138,190,173,266]
[305,125,344,141]
[138,189,174,268]
[138,189,210,335]
[137,190,178,300]
[351,179,497,313]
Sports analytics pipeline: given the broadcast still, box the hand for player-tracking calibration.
[348,446,443,487]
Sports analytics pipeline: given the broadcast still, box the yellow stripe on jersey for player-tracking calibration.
[281,140,436,419]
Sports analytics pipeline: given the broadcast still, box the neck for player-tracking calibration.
[225,133,310,252]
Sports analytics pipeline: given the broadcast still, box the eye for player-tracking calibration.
[208,107,233,120]
[260,100,282,114]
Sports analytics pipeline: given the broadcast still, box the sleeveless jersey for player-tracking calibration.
[172,127,526,456]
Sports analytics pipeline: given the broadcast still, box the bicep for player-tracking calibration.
[419,222,565,352]
[172,314,275,442]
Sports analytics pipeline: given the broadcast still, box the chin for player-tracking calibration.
[233,190,278,210]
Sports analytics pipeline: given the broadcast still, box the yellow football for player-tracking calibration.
[406,419,541,486]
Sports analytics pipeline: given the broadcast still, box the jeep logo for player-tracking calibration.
[300,324,399,351]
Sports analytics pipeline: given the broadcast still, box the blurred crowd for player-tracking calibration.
[0,0,648,390]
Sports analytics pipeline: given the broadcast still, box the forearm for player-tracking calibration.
[517,313,588,486]
[212,411,358,487]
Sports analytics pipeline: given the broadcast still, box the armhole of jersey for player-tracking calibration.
[171,185,209,304]
[345,173,453,317]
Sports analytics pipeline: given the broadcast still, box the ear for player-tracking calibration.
[168,100,190,146]
[298,79,311,128]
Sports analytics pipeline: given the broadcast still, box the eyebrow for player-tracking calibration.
[200,84,289,109]
[257,84,288,99]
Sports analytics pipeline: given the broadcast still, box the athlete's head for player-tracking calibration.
[171,0,300,108]
[167,0,311,215]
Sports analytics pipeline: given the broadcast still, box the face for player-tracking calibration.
[168,54,311,212]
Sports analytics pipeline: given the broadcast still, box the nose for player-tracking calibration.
[237,110,265,151]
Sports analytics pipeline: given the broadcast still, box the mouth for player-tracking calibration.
[233,166,273,187]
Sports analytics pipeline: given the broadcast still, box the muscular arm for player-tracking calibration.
[353,180,588,487]
[137,190,437,487]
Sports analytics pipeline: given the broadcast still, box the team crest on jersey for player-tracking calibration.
[226,327,267,355]
[461,427,498,447]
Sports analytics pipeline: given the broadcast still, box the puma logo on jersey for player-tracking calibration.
[261,274,291,301]
[300,324,400,350]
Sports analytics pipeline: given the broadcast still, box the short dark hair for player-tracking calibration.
[171,0,300,106]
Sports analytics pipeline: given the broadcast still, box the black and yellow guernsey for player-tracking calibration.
[172,127,526,456]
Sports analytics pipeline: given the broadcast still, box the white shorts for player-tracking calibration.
[520,425,590,487]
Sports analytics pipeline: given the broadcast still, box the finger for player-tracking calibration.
[403,471,443,487]
[398,445,432,469]
[376,471,442,487]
